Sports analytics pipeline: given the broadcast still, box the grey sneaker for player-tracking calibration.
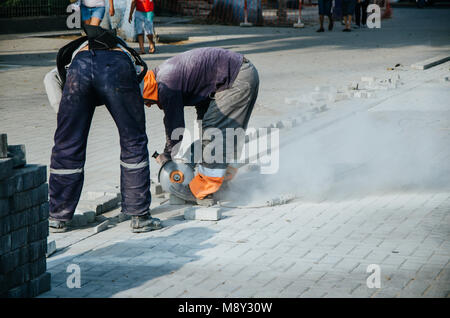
[130,213,162,233]
[49,218,69,233]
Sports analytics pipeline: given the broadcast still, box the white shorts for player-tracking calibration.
[134,10,153,35]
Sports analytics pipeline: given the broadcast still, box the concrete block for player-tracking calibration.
[29,239,47,262]
[0,134,7,158]
[12,183,48,212]
[0,158,14,181]
[7,263,29,289]
[28,272,51,297]
[77,193,120,215]
[7,145,26,168]
[118,213,131,223]
[0,234,11,255]
[26,205,40,225]
[38,202,49,221]
[6,282,29,298]
[11,227,28,250]
[71,212,88,227]
[28,220,48,243]
[46,240,56,258]
[169,193,186,205]
[10,210,28,231]
[95,219,110,234]
[0,198,10,218]
[411,54,450,70]
[29,257,46,279]
[83,210,96,223]
[184,207,222,221]
[0,249,19,273]
[0,216,11,236]
[153,184,163,195]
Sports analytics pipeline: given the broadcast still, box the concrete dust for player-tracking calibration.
[223,103,450,206]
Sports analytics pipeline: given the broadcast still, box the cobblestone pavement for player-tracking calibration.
[1,8,449,297]
[38,61,450,298]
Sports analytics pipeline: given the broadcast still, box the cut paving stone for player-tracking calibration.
[46,240,56,258]
[184,207,222,221]
[0,134,7,158]
[7,145,26,168]
[411,54,450,70]
[94,219,110,233]
[169,193,187,205]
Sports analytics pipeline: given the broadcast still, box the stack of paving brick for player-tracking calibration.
[0,134,51,298]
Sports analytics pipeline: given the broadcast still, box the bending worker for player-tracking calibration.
[144,47,259,203]
[43,25,161,233]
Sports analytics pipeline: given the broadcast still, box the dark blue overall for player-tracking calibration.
[49,50,151,221]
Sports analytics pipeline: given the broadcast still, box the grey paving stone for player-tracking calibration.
[169,193,186,205]
[6,282,29,298]
[29,239,47,262]
[46,240,56,258]
[38,202,49,221]
[184,207,222,221]
[0,158,14,181]
[29,257,46,279]
[7,145,26,168]
[12,183,48,212]
[28,220,49,243]
[10,210,29,231]
[0,215,11,236]
[7,263,29,290]
[95,220,110,234]
[11,227,28,250]
[28,272,51,297]
[0,198,10,218]
[0,134,7,159]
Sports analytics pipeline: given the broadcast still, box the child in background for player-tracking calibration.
[129,0,156,54]
[79,0,115,26]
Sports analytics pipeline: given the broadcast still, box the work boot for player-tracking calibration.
[49,218,69,233]
[130,213,162,233]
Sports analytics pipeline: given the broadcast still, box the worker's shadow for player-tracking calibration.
[44,226,216,297]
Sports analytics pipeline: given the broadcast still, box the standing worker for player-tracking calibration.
[143,47,259,204]
[44,25,161,233]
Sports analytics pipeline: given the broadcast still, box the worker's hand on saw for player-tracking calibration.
[155,152,171,166]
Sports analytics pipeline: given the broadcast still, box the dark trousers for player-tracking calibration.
[355,0,369,26]
[201,60,259,170]
[49,50,151,221]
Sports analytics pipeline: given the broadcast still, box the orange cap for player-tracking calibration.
[143,70,158,102]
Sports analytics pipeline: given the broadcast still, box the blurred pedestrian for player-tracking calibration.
[80,0,115,26]
[342,0,356,31]
[129,0,156,54]
[355,0,369,28]
[317,0,334,32]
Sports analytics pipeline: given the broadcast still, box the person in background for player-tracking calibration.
[129,0,156,54]
[341,0,356,32]
[79,0,115,26]
[316,0,334,32]
[354,0,369,28]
